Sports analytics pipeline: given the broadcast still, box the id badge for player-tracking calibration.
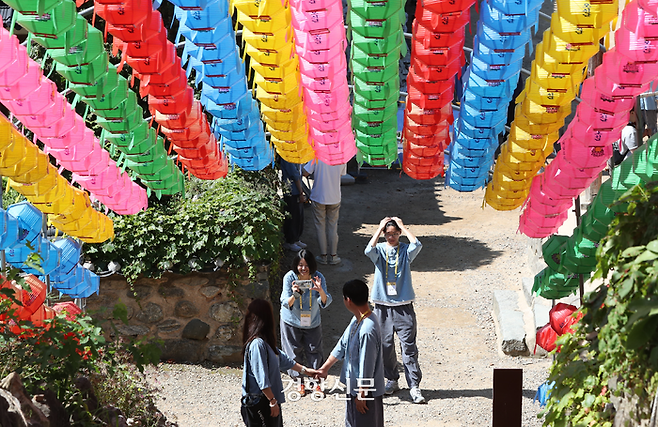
[300,312,312,327]
[386,282,397,296]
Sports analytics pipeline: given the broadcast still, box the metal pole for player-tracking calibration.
[574,195,585,305]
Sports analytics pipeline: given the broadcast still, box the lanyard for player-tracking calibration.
[349,310,371,341]
[385,246,399,283]
[297,276,312,310]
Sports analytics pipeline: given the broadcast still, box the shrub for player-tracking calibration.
[84,168,285,283]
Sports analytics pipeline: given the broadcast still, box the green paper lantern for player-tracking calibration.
[16,1,75,38]
[352,116,397,135]
[32,15,87,49]
[542,234,569,271]
[350,0,404,20]
[57,54,109,85]
[351,44,402,68]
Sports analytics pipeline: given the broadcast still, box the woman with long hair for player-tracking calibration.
[279,249,332,396]
[241,299,317,427]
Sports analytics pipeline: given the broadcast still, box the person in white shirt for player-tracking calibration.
[303,160,347,265]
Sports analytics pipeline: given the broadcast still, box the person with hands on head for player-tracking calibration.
[280,249,332,396]
[365,216,426,404]
[241,299,319,427]
[316,279,385,427]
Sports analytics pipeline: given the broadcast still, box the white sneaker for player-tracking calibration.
[295,241,307,249]
[384,380,399,395]
[315,255,328,265]
[283,243,302,252]
[410,387,426,404]
[329,254,341,265]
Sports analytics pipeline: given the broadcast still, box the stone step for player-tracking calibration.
[492,290,529,356]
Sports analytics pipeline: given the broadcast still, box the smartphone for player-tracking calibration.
[296,280,313,291]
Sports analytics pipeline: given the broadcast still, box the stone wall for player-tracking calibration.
[85,266,270,364]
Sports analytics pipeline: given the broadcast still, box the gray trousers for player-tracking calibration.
[280,318,323,379]
[311,201,340,256]
[345,395,384,427]
[373,303,422,389]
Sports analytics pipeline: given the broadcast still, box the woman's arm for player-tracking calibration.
[260,387,280,417]
[311,274,331,306]
[368,217,391,248]
[392,217,417,244]
[281,272,300,309]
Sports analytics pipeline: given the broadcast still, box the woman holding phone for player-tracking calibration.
[280,249,332,396]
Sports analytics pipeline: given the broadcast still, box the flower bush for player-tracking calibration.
[0,269,163,425]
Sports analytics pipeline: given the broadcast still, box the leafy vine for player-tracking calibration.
[542,181,658,426]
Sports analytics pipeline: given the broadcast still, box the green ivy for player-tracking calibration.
[84,168,285,283]
[542,181,658,426]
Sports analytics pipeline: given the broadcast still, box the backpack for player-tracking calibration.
[612,140,627,166]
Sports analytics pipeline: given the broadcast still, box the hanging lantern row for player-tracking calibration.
[215,0,302,166]
[0,117,113,242]
[485,0,618,211]
[6,0,186,197]
[289,0,356,165]
[532,134,657,301]
[96,0,229,179]
[0,27,147,215]
[0,279,83,335]
[348,0,405,167]
[519,0,658,238]
[0,202,99,298]
[446,0,542,191]
[0,275,52,333]
[402,0,474,180]
[174,0,274,170]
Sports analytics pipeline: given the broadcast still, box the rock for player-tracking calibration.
[116,325,150,336]
[237,281,269,301]
[75,377,99,414]
[0,388,27,427]
[214,325,236,342]
[199,286,221,299]
[160,339,204,363]
[182,319,210,340]
[157,319,182,333]
[41,389,68,427]
[493,290,529,356]
[207,345,242,363]
[209,302,241,323]
[101,278,128,290]
[98,406,127,427]
[1,373,49,427]
[136,303,164,324]
[174,301,198,318]
[158,285,185,299]
[172,275,209,288]
[127,285,151,300]
[85,293,120,319]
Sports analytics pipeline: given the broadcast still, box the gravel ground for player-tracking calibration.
[146,170,552,426]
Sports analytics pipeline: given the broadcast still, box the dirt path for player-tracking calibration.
[148,169,551,426]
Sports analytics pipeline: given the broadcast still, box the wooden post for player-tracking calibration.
[493,368,523,427]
